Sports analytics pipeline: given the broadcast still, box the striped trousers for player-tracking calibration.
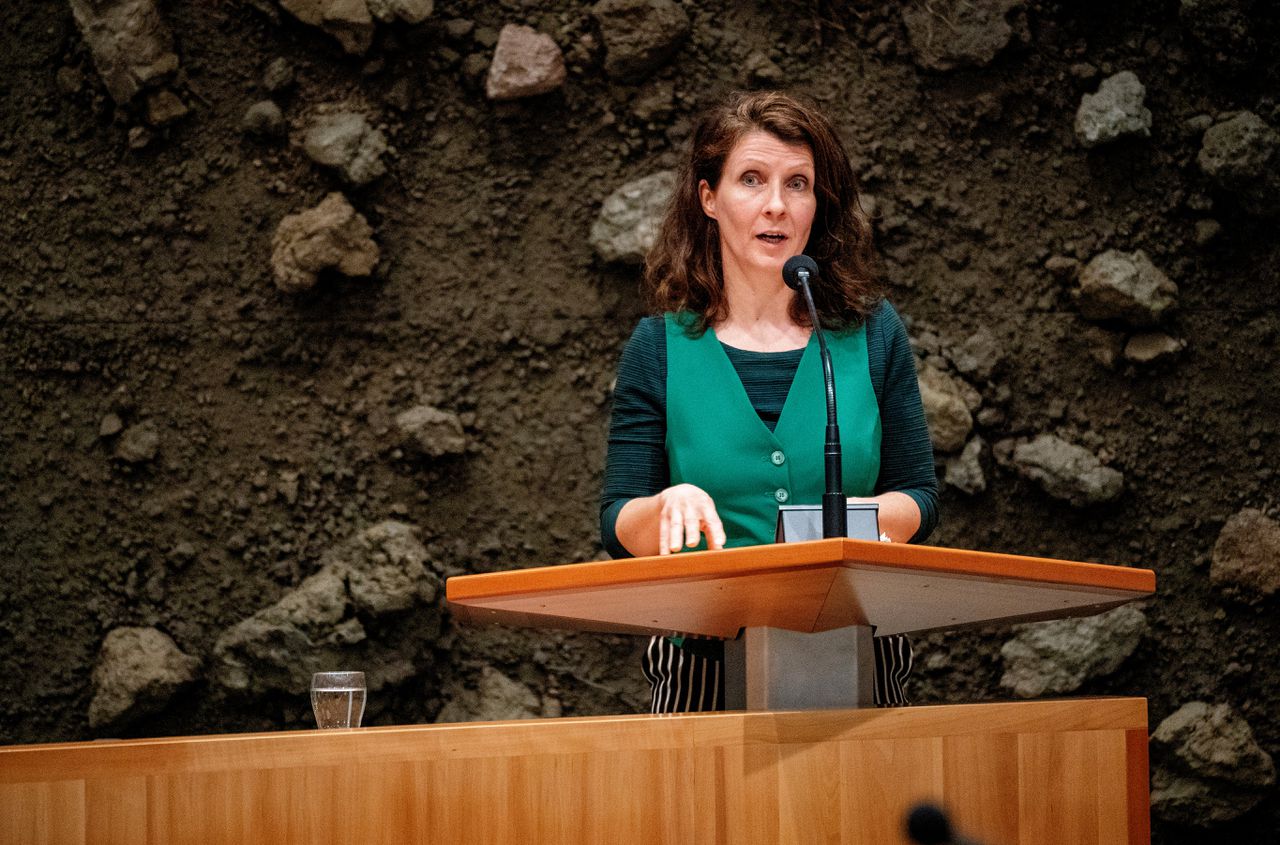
[641,633,912,713]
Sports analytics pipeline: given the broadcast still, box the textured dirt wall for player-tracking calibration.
[1,1,1278,841]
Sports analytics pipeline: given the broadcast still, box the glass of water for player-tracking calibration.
[310,671,367,729]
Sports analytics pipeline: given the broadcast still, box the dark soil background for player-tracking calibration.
[1,1,1277,842]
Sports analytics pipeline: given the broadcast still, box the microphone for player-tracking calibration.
[905,803,983,845]
[781,255,846,540]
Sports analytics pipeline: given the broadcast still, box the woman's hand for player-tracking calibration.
[656,484,727,554]
[616,484,727,557]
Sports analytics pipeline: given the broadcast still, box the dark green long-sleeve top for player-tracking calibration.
[601,299,939,558]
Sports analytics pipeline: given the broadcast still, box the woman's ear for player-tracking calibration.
[698,179,716,220]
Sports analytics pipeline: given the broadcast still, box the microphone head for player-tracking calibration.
[782,254,820,291]
[905,803,952,845]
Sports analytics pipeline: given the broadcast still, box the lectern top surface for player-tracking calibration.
[446,539,1155,638]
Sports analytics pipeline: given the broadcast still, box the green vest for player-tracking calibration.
[665,313,882,548]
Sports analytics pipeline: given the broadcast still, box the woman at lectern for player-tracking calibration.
[600,91,938,714]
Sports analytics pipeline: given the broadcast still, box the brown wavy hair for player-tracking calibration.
[645,91,881,333]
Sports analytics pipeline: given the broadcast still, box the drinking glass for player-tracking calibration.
[310,671,367,729]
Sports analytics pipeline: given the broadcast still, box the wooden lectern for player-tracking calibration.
[449,538,1155,711]
[1,540,1155,845]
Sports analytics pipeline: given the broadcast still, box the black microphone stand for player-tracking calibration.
[793,266,846,540]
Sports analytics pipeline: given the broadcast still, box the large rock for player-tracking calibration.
[89,627,200,729]
[395,405,468,458]
[1197,112,1280,216]
[999,605,1146,698]
[1150,702,1276,825]
[1180,0,1256,71]
[996,434,1124,506]
[436,666,541,723]
[1075,71,1152,148]
[271,193,379,293]
[213,521,442,696]
[1211,508,1280,596]
[591,0,691,81]
[277,0,375,55]
[917,365,975,453]
[589,170,676,264]
[68,0,180,103]
[1076,249,1178,326]
[302,111,388,186]
[901,0,1027,71]
[485,25,566,101]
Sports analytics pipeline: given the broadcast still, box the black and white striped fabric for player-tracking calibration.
[642,633,912,713]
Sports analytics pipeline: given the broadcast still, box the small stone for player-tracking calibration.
[367,0,433,24]
[901,0,1027,72]
[1211,508,1280,597]
[127,126,151,150]
[999,605,1146,698]
[1150,702,1276,825]
[917,365,974,453]
[114,420,160,463]
[146,89,189,126]
[1074,71,1152,148]
[944,436,986,494]
[395,405,468,458]
[742,51,785,87]
[262,57,296,93]
[302,111,388,185]
[1044,254,1079,279]
[56,66,85,96]
[444,18,474,40]
[946,327,1002,381]
[271,192,379,293]
[99,412,124,438]
[89,627,200,729]
[591,0,691,81]
[1068,62,1098,81]
[1124,332,1184,363]
[241,100,286,139]
[631,81,675,123]
[589,170,676,264]
[1076,249,1178,326]
[1197,112,1280,216]
[996,433,1123,506]
[485,25,566,101]
[1193,218,1222,246]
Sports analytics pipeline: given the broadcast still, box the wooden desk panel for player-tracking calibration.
[447,539,1155,638]
[0,699,1148,845]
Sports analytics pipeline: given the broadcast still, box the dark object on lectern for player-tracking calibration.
[781,254,845,539]
[905,802,983,845]
[775,502,879,542]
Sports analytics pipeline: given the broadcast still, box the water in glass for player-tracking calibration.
[310,671,366,729]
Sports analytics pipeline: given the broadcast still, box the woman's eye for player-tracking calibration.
[742,173,761,187]
[787,177,809,191]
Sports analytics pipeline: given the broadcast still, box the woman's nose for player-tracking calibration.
[763,183,787,216]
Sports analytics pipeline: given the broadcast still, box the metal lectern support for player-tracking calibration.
[724,624,876,711]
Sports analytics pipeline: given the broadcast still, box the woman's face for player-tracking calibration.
[699,130,817,288]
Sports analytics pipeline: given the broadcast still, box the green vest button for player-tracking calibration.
[774,488,789,503]
[770,450,786,466]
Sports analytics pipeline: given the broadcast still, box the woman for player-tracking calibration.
[601,91,938,714]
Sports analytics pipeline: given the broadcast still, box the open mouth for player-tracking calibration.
[756,233,786,244]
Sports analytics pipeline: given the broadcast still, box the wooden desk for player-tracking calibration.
[1,698,1149,845]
